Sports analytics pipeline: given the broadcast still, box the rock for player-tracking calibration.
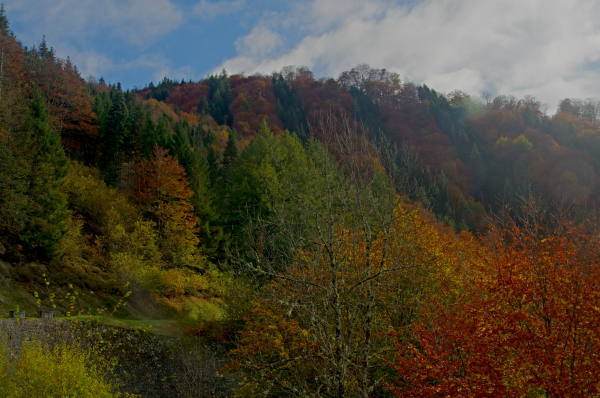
[9,310,26,319]
[38,311,54,319]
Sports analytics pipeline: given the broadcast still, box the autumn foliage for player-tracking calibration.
[388,214,600,397]
[229,75,285,137]
[129,145,199,265]
[229,201,470,397]
[5,5,600,394]
[227,303,319,396]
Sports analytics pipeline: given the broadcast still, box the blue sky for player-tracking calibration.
[4,0,600,112]
[4,0,303,88]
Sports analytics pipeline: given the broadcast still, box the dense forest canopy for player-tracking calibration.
[1,7,600,397]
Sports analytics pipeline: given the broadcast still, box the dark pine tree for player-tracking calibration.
[22,90,69,259]
[197,95,209,114]
[99,89,128,185]
[222,129,239,179]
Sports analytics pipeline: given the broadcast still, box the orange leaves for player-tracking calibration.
[129,146,199,264]
[165,83,209,114]
[25,53,99,146]
[230,304,315,366]
[231,199,471,396]
[227,303,319,396]
[145,98,181,123]
[229,76,284,136]
[389,220,600,397]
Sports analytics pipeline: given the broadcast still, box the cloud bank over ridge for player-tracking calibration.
[220,0,600,111]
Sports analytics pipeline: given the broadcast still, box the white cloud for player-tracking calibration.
[192,0,245,20]
[218,0,600,112]
[3,0,185,83]
[235,26,283,59]
[4,0,183,46]
[69,49,114,79]
[126,54,194,83]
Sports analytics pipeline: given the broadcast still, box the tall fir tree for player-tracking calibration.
[99,88,128,186]
[0,4,10,36]
[206,144,220,188]
[272,76,306,136]
[197,95,208,114]
[209,89,225,124]
[22,90,69,259]
[469,143,486,194]
[206,69,233,125]
[155,114,174,152]
[456,130,471,162]
[222,129,239,179]
[189,146,227,260]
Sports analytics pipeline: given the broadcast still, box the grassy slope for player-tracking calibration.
[0,259,224,338]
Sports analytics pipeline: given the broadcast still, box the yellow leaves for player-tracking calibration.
[512,134,533,153]
[496,136,510,145]
[131,146,200,267]
[388,203,472,294]
[1,339,117,397]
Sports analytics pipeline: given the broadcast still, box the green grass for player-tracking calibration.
[0,259,228,339]
[95,317,200,336]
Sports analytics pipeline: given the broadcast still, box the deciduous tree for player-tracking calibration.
[232,115,454,397]
[130,145,200,267]
[388,200,600,397]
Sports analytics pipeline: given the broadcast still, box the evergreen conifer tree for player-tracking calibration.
[21,90,69,258]
[188,146,227,260]
[206,70,233,125]
[206,145,219,188]
[0,4,12,36]
[99,89,128,185]
[456,130,471,161]
[522,106,538,126]
[222,129,239,179]
[155,114,173,151]
[209,89,224,124]
[272,76,306,135]
[197,95,208,114]
[469,143,486,193]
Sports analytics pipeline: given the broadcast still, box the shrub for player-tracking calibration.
[64,162,139,236]
[1,338,118,397]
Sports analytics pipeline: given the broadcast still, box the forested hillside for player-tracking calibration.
[136,64,600,236]
[2,7,600,397]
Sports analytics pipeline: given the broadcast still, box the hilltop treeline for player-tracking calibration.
[118,64,600,237]
[5,23,600,264]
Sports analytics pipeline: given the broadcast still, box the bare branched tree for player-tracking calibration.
[235,113,435,397]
